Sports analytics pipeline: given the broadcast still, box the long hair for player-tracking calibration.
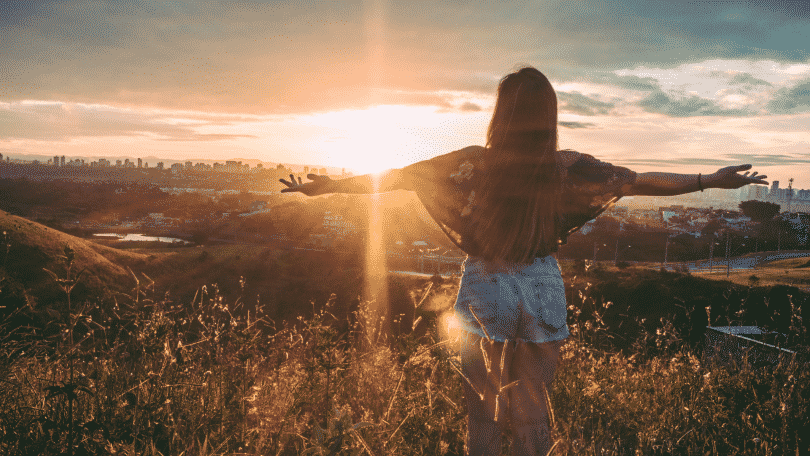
[468,66,562,264]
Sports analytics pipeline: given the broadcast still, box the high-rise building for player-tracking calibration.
[54,155,60,166]
[60,156,65,167]
[138,158,142,168]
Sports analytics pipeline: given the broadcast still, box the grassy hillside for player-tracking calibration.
[0,209,151,307]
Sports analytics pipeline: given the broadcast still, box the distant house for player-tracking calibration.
[249,201,268,212]
[322,211,357,238]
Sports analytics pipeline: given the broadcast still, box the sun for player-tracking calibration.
[302,104,452,175]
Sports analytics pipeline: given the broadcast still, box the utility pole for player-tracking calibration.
[709,238,715,270]
[614,239,619,265]
[664,235,670,268]
[726,231,731,278]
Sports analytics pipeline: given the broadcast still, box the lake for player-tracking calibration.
[94,233,190,244]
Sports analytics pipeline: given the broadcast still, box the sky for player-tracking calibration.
[1,0,810,185]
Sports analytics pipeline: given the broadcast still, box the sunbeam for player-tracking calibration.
[362,0,390,335]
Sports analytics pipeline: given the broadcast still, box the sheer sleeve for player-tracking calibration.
[559,151,637,242]
[399,146,485,251]
[399,147,637,254]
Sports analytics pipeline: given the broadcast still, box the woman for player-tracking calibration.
[280,66,767,455]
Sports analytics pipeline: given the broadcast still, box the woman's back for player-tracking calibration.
[400,145,637,262]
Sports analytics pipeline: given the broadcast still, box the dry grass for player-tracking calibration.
[690,257,810,289]
[1,251,809,455]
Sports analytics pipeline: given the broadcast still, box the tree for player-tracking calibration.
[739,200,780,222]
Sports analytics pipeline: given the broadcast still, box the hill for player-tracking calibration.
[0,209,151,308]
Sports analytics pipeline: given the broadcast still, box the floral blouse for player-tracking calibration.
[400,145,636,257]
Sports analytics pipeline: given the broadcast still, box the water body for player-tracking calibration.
[94,233,190,244]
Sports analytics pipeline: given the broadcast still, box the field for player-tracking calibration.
[691,256,810,290]
[1,216,809,454]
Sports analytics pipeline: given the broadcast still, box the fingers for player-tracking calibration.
[297,176,303,185]
[736,164,753,171]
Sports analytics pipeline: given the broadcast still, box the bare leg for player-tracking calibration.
[460,333,514,456]
[508,339,564,456]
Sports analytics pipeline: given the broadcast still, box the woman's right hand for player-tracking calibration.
[279,173,333,196]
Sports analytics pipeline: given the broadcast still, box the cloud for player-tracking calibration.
[729,72,773,87]
[725,153,810,166]
[0,101,256,142]
[557,91,614,116]
[559,121,596,129]
[458,101,482,112]
[583,72,660,91]
[767,79,810,114]
[618,157,731,167]
[637,90,751,117]
[4,0,810,115]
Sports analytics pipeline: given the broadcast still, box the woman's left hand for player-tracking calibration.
[709,164,768,189]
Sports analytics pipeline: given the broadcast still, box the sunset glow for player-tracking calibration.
[300,104,490,174]
[0,1,808,183]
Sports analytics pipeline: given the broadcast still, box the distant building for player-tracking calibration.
[770,181,780,200]
[185,161,192,169]
[138,158,142,168]
[60,156,65,166]
[304,166,309,174]
[213,162,223,171]
[277,164,286,170]
[98,158,110,167]
[249,200,268,212]
[225,160,244,173]
[156,162,164,170]
[322,211,356,238]
[171,163,183,174]
[54,155,59,166]
[116,160,122,167]
[319,168,327,174]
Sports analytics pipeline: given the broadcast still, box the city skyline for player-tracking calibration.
[1,1,809,183]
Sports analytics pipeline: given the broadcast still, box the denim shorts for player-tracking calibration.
[453,254,569,343]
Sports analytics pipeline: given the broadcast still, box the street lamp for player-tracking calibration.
[708,238,721,270]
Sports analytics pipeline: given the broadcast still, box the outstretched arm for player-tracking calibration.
[626,164,768,197]
[279,168,412,196]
